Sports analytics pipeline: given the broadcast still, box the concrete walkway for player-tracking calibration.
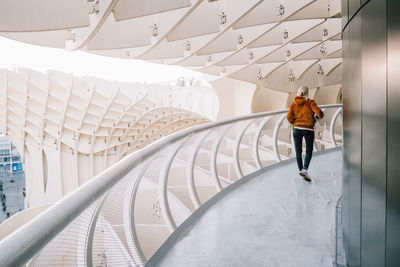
[147,148,342,267]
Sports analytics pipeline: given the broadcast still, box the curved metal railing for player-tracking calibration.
[0,104,342,267]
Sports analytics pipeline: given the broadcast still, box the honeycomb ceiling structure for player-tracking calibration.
[0,0,342,92]
[0,67,213,207]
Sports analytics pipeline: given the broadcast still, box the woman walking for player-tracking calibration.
[286,86,324,182]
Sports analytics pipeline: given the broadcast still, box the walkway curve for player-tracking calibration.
[146,148,342,267]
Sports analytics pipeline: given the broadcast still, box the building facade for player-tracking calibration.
[0,137,23,174]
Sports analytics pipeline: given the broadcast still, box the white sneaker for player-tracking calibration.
[299,169,311,182]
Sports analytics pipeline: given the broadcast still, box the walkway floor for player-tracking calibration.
[148,149,343,267]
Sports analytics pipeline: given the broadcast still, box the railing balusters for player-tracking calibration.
[128,157,156,264]
[0,105,343,267]
[272,114,287,162]
[253,116,271,169]
[187,130,210,209]
[330,107,342,147]
[159,139,188,232]
[210,125,233,191]
[233,120,254,179]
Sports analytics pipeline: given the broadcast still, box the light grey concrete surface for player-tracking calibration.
[147,149,342,267]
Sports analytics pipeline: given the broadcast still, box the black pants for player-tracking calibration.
[293,128,315,171]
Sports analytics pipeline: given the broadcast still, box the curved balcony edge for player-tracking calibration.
[145,147,343,267]
[0,105,342,267]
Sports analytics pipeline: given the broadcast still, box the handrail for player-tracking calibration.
[0,104,342,267]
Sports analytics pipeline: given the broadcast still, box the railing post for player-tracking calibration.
[85,194,110,267]
[158,138,189,232]
[314,108,327,152]
[233,120,254,179]
[272,114,286,162]
[127,157,157,265]
[187,131,210,209]
[330,107,342,147]
[252,117,271,169]
[210,125,232,191]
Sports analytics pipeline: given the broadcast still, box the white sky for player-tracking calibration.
[0,36,199,84]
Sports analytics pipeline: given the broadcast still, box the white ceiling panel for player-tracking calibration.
[0,0,89,32]
[250,19,323,48]
[294,40,341,60]
[216,46,279,66]
[113,0,192,21]
[0,30,67,48]
[167,1,221,41]
[87,15,152,50]
[233,0,281,29]
[288,0,329,20]
[140,40,184,59]
[197,29,237,55]
[0,1,343,92]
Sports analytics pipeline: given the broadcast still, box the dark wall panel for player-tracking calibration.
[341,25,350,260]
[360,1,387,266]
[343,12,362,266]
[341,25,350,261]
[343,0,400,266]
[348,1,361,19]
[387,0,400,265]
[342,0,349,30]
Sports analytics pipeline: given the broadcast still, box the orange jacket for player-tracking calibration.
[286,97,324,129]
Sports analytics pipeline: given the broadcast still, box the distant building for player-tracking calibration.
[0,137,25,223]
[0,138,23,174]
